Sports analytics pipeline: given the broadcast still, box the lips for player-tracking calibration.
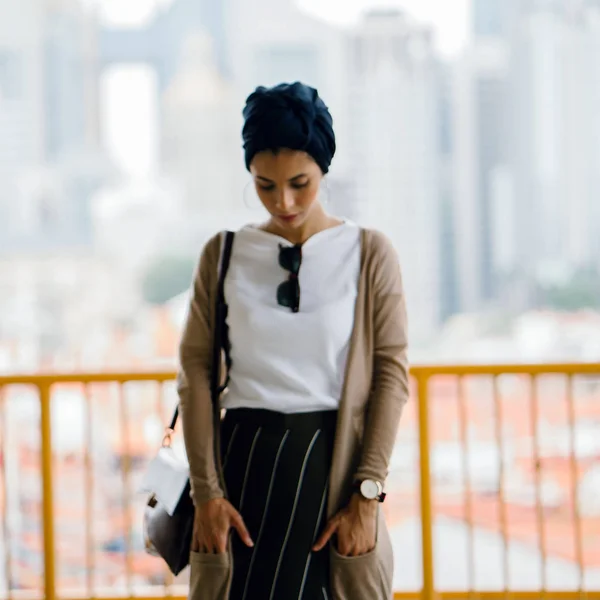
[278,214,299,223]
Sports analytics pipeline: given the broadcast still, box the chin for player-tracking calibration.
[276,213,305,228]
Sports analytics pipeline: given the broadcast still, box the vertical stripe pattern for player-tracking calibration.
[222,423,239,471]
[298,478,329,599]
[241,429,289,600]
[238,427,261,511]
[220,408,336,600]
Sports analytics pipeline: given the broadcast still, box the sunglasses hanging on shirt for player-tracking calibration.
[277,244,302,313]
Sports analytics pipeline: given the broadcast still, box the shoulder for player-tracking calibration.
[360,227,403,291]
[201,231,223,260]
[361,227,399,265]
[196,231,225,280]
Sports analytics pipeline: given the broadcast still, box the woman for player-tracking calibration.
[178,82,409,600]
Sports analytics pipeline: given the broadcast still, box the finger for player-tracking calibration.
[337,537,352,557]
[230,510,254,547]
[191,531,200,552]
[215,531,228,554]
[312,518,339,552]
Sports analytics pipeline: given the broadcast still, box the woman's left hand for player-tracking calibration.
[312,493,378,556]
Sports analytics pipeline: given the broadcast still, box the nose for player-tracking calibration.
[276,187,295,212]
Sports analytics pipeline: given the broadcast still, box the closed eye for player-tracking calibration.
[258,182,308,192]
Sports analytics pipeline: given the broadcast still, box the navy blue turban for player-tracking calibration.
[242,82,336,174]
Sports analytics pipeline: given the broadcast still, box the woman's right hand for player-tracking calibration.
[192,498,254,554]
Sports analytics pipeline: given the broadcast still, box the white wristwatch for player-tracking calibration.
[355,479,386,502]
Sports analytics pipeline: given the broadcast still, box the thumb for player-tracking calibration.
[230,508,254,548]
[312,517,339,552]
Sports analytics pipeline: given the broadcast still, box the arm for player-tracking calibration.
[313,232,409,556]
[177,235,224,506]
[354,231,409,486]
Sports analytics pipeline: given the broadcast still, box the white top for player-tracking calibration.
[222,221,361,414]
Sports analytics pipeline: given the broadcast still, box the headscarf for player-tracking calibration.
[242,82,336,174]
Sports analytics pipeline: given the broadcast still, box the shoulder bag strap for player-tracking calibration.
[167,231,235,431]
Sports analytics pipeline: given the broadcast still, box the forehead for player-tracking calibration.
[250,149,319,179]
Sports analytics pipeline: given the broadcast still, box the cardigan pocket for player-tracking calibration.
[330,543,391,600]
[329,510,394,600]
[189,550,230,600]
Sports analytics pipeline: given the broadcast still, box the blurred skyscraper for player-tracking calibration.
[510,1,600,280]
[453,0,600,313]
[473,0,519,38]
[161,30,244,217]
[438,64,460,322]
[99,0,230,86]
[349,9,442,344]
[0,0,47,238]
[452,0,517,313]
[0,0,101,253]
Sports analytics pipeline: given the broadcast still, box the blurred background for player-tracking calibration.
[1,0,600,597]
[1,0,600,372]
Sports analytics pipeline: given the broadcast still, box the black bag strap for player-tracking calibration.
[166,231,235,433]
[210,231,235,404]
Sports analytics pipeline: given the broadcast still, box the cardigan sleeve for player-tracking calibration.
[177,233,224,506]
[353,230,409,486]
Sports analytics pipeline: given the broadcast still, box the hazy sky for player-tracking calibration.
[100,0,469,55]
[100,0,469,177]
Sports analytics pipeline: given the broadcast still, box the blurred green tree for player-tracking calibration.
[141,255,196,305]
[540,269,600,311]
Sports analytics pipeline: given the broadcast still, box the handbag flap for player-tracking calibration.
[139,447,189,516]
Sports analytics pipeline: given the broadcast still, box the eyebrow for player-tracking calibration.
[256,173,308,183]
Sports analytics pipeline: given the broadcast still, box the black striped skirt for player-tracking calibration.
[220,407,337,600]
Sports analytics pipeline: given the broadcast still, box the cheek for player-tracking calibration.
[296,185,320,208]
[254,186,275,209]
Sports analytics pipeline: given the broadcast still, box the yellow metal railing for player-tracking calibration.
[0,365,599,600]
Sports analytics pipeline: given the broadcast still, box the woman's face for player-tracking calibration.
[250,149,324,232]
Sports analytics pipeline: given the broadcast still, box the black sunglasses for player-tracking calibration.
[277,244,302,313]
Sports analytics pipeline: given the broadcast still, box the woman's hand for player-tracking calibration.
[312,494,378,556]
[192,498,254,554]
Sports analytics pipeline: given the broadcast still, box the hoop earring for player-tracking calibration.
[320,179,331,206]
[243,180,261,209]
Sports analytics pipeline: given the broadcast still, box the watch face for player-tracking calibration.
[360,479,380,500]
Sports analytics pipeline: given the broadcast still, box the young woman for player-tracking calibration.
[178,81,409,600]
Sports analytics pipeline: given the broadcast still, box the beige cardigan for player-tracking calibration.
[178,228,409,600]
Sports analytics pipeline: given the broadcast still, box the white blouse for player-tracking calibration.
[222,221,361,414]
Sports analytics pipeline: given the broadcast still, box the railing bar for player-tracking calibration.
[417,374,435,600]
[1,364,599,387]
[157,381,174,596]
[530,374,547,597]
[566,375,585,594]
[0,372,179,386]
[457,377,474,597]
[409,363,600,377]
[84,383,95,598]
[1,386,14,600]
[40,383,57,600]
[30,592,600,600]
[118,383,134,599]
[492,375,510,599]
